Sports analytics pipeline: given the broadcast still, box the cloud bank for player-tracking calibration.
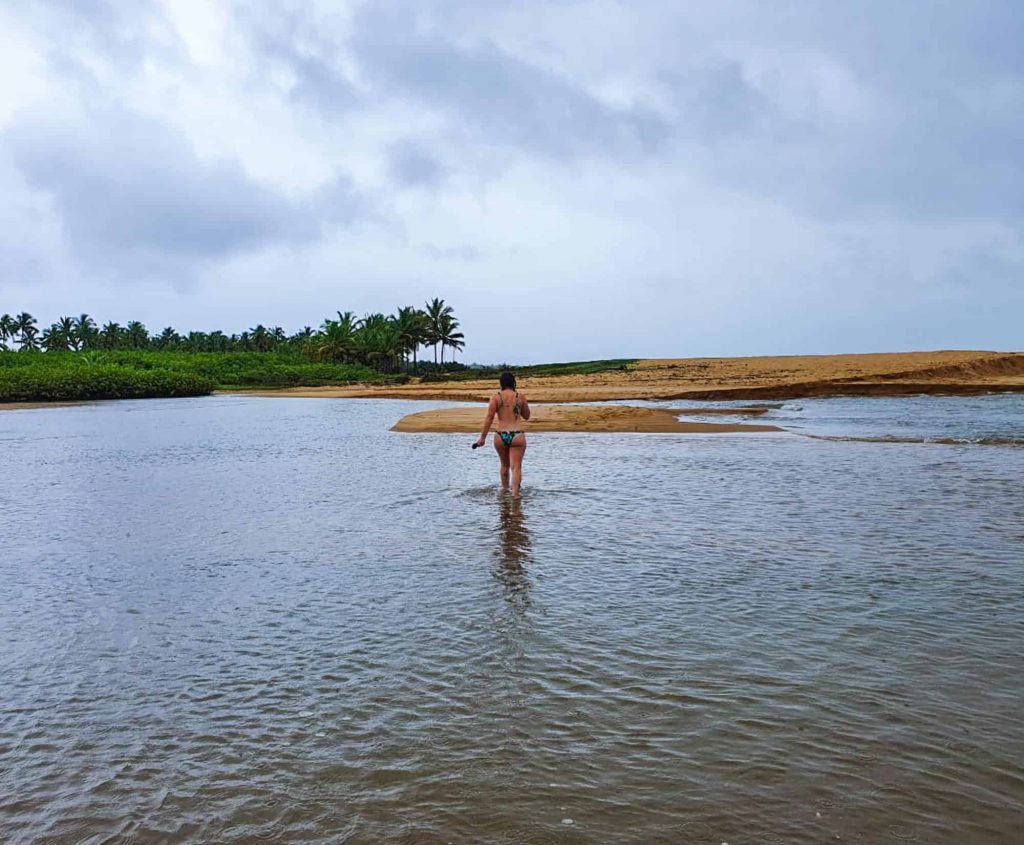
[1,0,1021,360]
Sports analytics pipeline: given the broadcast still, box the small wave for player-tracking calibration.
[803,434,1024,447]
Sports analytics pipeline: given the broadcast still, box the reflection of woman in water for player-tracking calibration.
[498,495,531,570]
[494,494,531,610]
[475,372,531,497]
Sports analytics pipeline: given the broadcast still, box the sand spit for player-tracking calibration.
[0,401,89,411]
[231,351,1024,404]
[391,404,783,434]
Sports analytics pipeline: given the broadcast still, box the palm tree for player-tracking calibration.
[424,298,453,366]
[439,313,465,364]
[15,312,36,347]
[18,324,40,351]
[73,314,97,351]
[290,326,315,350]
[126,320,149,349]
[41,323,71,352]
[392,306,431,373]
[99,321,123,349]
[55,316,76,350]
[315,311,359,362]
[250,325,272,352]
[155,327,180,349]
[209,330,229,352]
[355,313,401,371]
[0,314,16,350]
[184,331,209,351]
[414,309,431,373]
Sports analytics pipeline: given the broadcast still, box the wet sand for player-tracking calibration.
[233,350,1024,404]
[391,404,782,434]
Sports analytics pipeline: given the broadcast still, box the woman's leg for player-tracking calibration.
[493,435,511,489]
[508,436,526,497]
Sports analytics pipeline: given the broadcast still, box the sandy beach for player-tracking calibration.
[391,404,782,434]
[232,350,1024,404]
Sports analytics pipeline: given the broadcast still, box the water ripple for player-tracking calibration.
[0,396,1021,844]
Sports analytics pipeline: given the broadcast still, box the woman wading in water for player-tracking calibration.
[475,372,531,497]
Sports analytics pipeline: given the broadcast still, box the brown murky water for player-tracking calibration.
[2,396,1022,844]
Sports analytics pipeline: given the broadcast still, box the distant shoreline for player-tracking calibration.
[226,350,1024,404]
[4,350,1022,410]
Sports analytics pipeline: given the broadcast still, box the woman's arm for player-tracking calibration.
[476,396,497,446]
[519,392,531,421]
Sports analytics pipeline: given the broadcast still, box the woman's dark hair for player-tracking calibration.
[499,371,516,390]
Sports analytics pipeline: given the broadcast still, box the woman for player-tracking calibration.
[475,372,531,497]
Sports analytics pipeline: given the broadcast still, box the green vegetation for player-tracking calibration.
[515,359,636,376]
[0,299,464,373]
[98,351,384,389]
[0,305,635,404]
[420,359,637,382]
[0,354,214,402]
[0,301,462,402]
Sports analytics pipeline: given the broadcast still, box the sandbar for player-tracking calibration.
[231,350,1024,404]
[0,401,88,411]
[391,404,783,434]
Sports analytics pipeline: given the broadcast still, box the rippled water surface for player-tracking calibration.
[2,396,1022,844]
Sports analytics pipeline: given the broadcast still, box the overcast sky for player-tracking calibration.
[1,1,1021,362]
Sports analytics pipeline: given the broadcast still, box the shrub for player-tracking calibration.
[0,364,214,402]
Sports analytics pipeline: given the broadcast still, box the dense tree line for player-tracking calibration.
[0,298,465,373]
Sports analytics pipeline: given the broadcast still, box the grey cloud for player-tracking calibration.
[5,107,361,277]
[350,8,668,160]
[25,0,169,80]
[660,57,792,151]
[679,59,777,140]
[389,141,446,188]
[239,6,358,115]
[241,1,1024,220]
[420,243,480,261]
[661,2,1024,221]
[697,93,1024,223]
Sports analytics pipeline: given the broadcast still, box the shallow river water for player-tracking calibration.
[1,396,1022,844]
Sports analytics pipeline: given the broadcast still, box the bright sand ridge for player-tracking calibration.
[391,405,782,434]
[233,350,1024,404]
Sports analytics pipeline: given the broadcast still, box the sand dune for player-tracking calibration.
[390,404,783,434]
[234,350,1024,404]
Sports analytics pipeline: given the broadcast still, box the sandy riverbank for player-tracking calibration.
[0,401,88,411]
[391,404,782,434]
[230,350,1024,404]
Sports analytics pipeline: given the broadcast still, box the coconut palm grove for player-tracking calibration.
[0,299,467,402]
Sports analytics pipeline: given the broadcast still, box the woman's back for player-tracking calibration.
[493,388,522,429]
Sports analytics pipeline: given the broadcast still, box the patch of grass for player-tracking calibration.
[419,359,636,382]
[0,351,409,402]
[0,357,213,402]
[517,359,637,377]
[99,351,384,387]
